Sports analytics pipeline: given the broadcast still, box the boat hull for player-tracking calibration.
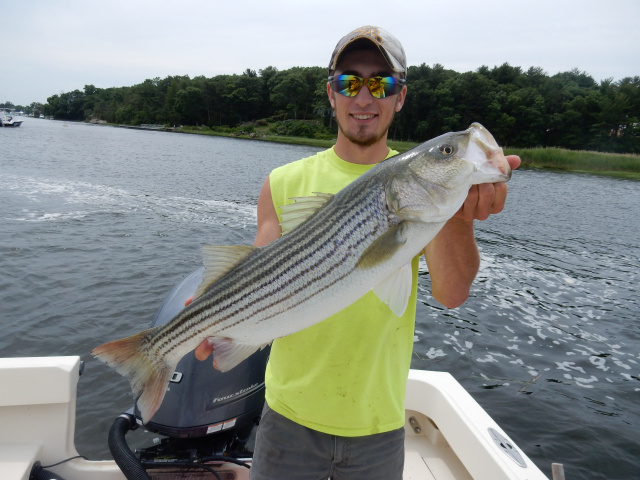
[0,356,548,480]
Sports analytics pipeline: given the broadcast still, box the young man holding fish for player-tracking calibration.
[92,24,518,480]
[194,26,521,479]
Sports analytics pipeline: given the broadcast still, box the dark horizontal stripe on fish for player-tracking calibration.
[152,246,358,357]
[150,183,388,355]
[152,214,385,356]
[162,249,361,355]
[176,185,382,311]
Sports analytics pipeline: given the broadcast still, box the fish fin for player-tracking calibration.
[195,245,257,298]
[137,367,175,424]
[279,193,333,235]
[91,328,173,423]
[209,337,269,372]
[357,224,407,269]
[373,263,413,317]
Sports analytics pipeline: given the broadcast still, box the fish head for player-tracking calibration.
[386,123,511,223]
[460,122,511,184]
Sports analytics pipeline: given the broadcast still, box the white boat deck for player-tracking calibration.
[0,357,548,480]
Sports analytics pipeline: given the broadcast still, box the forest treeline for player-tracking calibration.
[40,63,640,153]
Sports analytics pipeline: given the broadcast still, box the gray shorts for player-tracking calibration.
[250,404,405,480]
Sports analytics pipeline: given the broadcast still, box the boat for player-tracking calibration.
[1,109,23,127]
[0,355,555,480]
[0,269,557,480]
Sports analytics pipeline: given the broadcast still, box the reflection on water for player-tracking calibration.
[1,120,638,479]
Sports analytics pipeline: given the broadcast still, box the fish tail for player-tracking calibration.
[91,328,173,423]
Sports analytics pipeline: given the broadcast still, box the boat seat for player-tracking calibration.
[0,357,80,479]
[0,442,42,480]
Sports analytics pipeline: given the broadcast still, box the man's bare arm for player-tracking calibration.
[424,155,520,309]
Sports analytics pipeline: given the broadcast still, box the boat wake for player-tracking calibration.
[1,173,257,228]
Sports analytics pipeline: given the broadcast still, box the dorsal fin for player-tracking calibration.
[194,245,256,298]
[279,192,333,235]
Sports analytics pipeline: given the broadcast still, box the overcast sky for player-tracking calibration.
[2,0,639,106]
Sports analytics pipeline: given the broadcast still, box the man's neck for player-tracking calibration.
[333,134,390,165]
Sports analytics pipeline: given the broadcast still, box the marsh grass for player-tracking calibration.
[252,139,640,180]
[142,124,640,180]
[176,126,420,152]
[507,147,640,179]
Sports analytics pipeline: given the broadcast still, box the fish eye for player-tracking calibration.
[439,144,455,156]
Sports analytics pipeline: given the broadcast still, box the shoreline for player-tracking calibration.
[111,122,640,180]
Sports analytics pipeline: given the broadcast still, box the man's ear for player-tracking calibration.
[327,82,335,108]
[395,85,407,112]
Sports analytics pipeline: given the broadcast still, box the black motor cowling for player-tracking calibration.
[137,267,270,439]
[109,268,268,479]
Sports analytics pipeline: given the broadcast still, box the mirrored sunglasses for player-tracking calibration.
[328,74,406,99]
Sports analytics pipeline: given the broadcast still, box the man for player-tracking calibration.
[197,25,520,479]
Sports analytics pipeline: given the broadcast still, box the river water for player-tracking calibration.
[1,119,638,479]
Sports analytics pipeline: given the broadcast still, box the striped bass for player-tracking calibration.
[92,122,511,423]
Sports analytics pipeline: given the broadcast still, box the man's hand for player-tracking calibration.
[454,155,520,221]
[195,338,214,362]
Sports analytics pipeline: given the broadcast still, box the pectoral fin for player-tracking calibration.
[356,224,407,269]
[373,263,413,317]
[195,245,257,298]
[208,337,269,372]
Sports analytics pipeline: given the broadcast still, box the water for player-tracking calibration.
[1,119,639,479]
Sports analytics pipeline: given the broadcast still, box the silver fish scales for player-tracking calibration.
[92,123,511,423]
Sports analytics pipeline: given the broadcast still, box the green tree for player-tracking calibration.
[175,86,205,125]
[37,63,637,153]
[270,70,308,119]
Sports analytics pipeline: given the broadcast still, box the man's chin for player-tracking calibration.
[339,126,385,147]
[347,134,381,147]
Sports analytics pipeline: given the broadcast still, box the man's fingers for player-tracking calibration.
[506,154,521,170]
[455,181,509,222]
[475,183,495,220]
[194,338,214,361]
[491,182,508,215]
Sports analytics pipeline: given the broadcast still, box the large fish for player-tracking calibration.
[92,123,511,423]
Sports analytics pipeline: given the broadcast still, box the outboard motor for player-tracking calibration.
[109,268,270,479]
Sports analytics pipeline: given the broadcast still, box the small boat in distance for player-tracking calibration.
[1,108,23,127]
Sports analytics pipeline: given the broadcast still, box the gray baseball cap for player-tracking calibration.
[328,26,407,75]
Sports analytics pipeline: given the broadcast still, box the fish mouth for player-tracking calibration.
[467,123,511,182]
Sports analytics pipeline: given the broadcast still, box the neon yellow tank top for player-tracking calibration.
[265,146,419,437]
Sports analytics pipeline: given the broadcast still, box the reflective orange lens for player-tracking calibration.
[329,75,404,99]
